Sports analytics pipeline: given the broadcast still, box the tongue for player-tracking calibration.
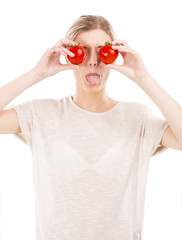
[86,75,100,86]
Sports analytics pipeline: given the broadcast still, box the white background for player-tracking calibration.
[0,0,182,239]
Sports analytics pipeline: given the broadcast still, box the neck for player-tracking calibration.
[72,91,114,113]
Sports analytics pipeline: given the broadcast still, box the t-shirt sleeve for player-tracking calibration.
[9,99,35,146]
[143,105,169,157]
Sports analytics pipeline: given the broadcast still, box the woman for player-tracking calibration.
[1,15,182,240]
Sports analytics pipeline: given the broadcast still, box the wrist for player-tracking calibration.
[30,67,45,82]
[135,72,153,86]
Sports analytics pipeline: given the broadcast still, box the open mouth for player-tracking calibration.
[85,73,101,86]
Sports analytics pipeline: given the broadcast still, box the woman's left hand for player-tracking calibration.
[105,40,150,84]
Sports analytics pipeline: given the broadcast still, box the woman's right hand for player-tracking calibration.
[32,39,79,80]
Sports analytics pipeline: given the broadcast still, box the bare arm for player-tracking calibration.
[0,69,42,111]
[0,38,78,134]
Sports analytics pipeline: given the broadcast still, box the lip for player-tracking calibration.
[86,73,100,77]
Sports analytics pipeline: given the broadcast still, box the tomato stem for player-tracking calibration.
[105,41,112,46]
[70,42,80,48]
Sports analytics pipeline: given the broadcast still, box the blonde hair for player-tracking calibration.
[65,15,116,42]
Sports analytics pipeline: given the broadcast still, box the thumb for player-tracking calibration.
[63,57,79,70]
[105,64,134,79]
[61,64,79,71]
[105,64,125,73]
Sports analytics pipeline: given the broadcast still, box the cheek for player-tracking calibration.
[73,69,83,82]
[102,69,110,81]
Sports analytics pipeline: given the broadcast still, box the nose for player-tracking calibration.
[87,50,99,67]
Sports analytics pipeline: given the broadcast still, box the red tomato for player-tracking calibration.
[67,42,86,65]
[99,41,118,64]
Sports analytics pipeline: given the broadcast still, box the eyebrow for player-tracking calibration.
[82,45,102,49]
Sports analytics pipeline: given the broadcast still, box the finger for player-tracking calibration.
[46,46,62,55]
[112,40,130,48]
[54,39,77,48]
[104,63,123,73]
[48,46,75,57]
[46,46,75,58]
[105,63,135,79]
[61,46,75,57]
[60,49,66,56]
[111,45,138,55]
[61,64,79,71]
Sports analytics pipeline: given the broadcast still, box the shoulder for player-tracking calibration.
[30,97,61,109]
[122,100,147,113]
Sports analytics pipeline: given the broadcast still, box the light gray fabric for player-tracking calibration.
[10,95,169,240]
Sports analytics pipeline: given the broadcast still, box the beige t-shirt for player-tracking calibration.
[10,94,169,240]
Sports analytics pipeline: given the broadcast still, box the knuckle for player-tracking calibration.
[56,39,64,46]
[134,51,140,57]
[137,52,141,57]
[52,46,57,51]
[122,40,128,46]
[62,46,68,51]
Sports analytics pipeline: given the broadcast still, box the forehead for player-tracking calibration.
[77,40,103,48]
[75,29,111,47]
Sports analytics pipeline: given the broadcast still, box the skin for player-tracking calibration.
[32,29,182,149]
[66,29,119,113]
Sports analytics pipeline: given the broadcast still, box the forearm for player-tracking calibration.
[0,69,43,111]
[137,74,182,144]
